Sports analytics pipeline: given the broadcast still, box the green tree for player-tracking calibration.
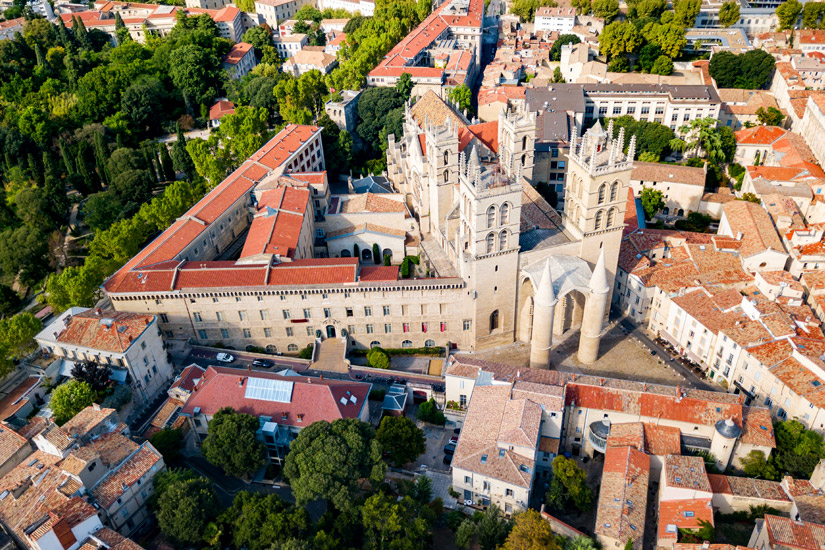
[149,428,184,462]
[283,418,385,510]
[565,536,600,550]
[448,84,473,114]
[551,456,593,512]
[362,492,431,550]
[638,43,662,73]
[502,510,559,550]
[598,21,642,59]
[708,49,775,89]
[376,416,426,466]
[367,346,390,369]
[395,72,414,101]
[740,449,779,480]
[592,0,619,21]
[511,0,559,21]
[673,0,701,26]
[624,538,634,550]
[50,380,96,425]
[156,477,219,544]
[777,0,803,29]
[356,87,405,156]
[121,76,166,134]
[773,419,825,478]
[641,22,686,58]
[0,226,49,287]
[223,492,311,550]
[242,26,273,55]
[549,34,580,61]
[640,187,665,220]
[756,106,785,126]
[456,520,476,549]
[552,67,565,82]
[202,407,266,478]
[718,1,740,26]
[638,151,660,162]
[158,143,175,182]
[70,361,111,392]
[0,312,41,378]
[627,0,667,18]
[0,285,20,316]
[608,56,629,72]
[171,124,195,180]
[477,505,512,550]
[168,44,222,108]
[416,398,446,425]
[803,2,825,28]
[651,55,674,75]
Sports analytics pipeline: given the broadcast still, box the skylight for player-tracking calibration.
[244,378,294,403]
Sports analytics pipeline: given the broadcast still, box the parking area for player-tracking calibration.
[416,425,457,473]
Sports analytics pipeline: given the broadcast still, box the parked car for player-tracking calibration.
[444,442,456,455]
[443,454,453,465]
[252,359,272,368]
[216,353,234,363]
[449,435,459,444]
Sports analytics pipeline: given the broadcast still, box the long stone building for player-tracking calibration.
[104,94,633,366]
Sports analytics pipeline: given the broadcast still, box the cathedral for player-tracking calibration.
[386,92,634,365]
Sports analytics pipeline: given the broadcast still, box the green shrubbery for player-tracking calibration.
[367,347,391,369]
[351,346,444,357]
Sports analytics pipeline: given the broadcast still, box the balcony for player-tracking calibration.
[587,420,610,454]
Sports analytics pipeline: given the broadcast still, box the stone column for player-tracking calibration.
[578,250,609,364]
[530,260,556,370]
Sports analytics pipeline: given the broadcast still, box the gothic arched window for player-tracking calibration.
[610,181,619,202]
[598,184,606,205]
[486,233,495,254]
[500,203,510,226]
[443,169,449,182]
[499,230,508,250]
[595,209,604,230]
[522,136,527,150]
[444,150,449,165]
[487,206,496,229]
[607,208,616,227]
[521,153,526,166]
[490,310,499,332]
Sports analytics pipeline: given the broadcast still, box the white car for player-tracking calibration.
[216,353,234,363]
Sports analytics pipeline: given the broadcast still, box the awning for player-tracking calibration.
[109,369,128,383]
[659,331,680,348]
[58,360,74,378]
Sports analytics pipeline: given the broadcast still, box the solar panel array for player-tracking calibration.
[245,377,294,403]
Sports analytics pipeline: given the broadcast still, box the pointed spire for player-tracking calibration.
[606,119,614,141]
[589,249,609,293]
[627,134,637,162]
[535,260,557,307]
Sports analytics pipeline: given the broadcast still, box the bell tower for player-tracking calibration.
[499,104,536,183]
[424,118,459,235]
[563,120,634,306]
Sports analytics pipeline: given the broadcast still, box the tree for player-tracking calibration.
[773,419,825,478]
[605,115,676,159]
[502,510,559,550]
[356,87,405,156]
[448,84,473,114]
[624,538,634,550]
[718,0,740,26]
[242,25,272,55]
[456,520,476,549]
[565,536,600,550]
[673,0,701,26]
[168,44,222,108]
[150,428,184,462]
[551,456,593,512]
[651,55,674,75]
[171,124,195,180]
[417,398,446,425]
[50,380,96,425]
[156,476,219,544]
[638,43,662,73]
[223,492,311,550]
[592,0,619,21]
[608,56,629,72]
[362,492,430,550]
[677,117,731,164]
[638,151,660,162]
[641,22,686,58]
[367,346,390,369]
[202,407,266,478]
[598,22,642,60]
[376,416,426,466]
[708,50,775,89]
[627,0,667,18]
[0,226,49,287]
[511,0,559,22]
[0,312,41,378]
[549,34,580,61]
[0,285,20,316]
[121,76,166,134]
[552,67,565,83]
[70,361,111,392]
[477,505,512,550]
[740,449,778,480]
[283,418,385,510]
[777,0,803,30]
[757,106,785,126]
[44,265,102,313]
[640,187,665,220]
[158,143,175,182]
[395,72,413,101]
[803,2,825,28]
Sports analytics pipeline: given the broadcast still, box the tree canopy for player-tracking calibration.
[156,476,220,545]
[50,380,96,425]
[718,1,740,26]
[202,407,266,478]
[709,49,775,89]
[376,415,426,466]
[777,0,803,29]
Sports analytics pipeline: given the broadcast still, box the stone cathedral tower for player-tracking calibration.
[563,120,634,305]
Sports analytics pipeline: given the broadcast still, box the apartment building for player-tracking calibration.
[283,49,338,76]
[254,0,307,26]
[718,201,789,273]
[629,161,706,219]
[35,308,174,409]
[318,0,374,15]
[798,30,825,54]
[272,33,307,58]
[222,42,257,80]
[534,6,576,32]
[799,95,825,169]
[595,446,649,550]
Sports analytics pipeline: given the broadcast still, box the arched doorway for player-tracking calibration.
[554,290,587,336]
[516,277,535,343]
[326,325,336,338]
[341,249,351,257]
[361,249,372,262]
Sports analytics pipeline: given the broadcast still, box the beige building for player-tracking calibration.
[718,201,789,273]
[283,49,338,76]
[799,95,825,169]
[254,0,308,26]
[629,161,706,219]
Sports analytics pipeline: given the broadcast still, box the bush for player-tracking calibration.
[350,346,444,357]
[369,389,386,401]
[372,243,381,264]
[401,257,410,278]
[417,398,446,425]
[367,347,390,369]
[298,343,314,359]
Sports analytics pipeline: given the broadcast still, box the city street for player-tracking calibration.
[183,346,310,373]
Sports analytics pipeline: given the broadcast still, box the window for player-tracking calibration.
[383,305,391,315]
[487,206,496,228]
[598,106,608,115]
[366,324,374,334]
[159,313,168,323]
[221,328,229,338]
[440,322,446,333]
[403,322,410,333]
[198,330,207,339]
[612,106,621,115]
[490,310,499,332]
[506,488,514,497]
[347,325,355,334]
[641,106,650,114]
[486,232,495,254]
[288,344,298,352]
[324,308,331,318]
[346,307,353,317]
[384,323,392,333]
[422,322,428,333]
[463,319,472,331]
[264,328,272,337]
[307,327,314,336]
[193,312,203,322]
[260,310,268,320]
[364,306,372,316]
[500,203,510,225]
[239,311,247,321]
[610,182,618,202]
[595,209,604,229]
[607,208,615,227]
[425,339,436,347]
[286,327,294,337]
[243,329,251,338]
[283,310,291,320]
[499,230,508,250]
[402,340,413,348]
[301,308,309,319]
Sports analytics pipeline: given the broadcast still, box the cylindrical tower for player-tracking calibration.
[578,250,609,364]
[530,260,557,370]
[711,418,742,471]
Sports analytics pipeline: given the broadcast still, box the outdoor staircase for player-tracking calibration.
[310,337,349,373]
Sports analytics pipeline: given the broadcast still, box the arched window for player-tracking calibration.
[486,233,495,254]
[598,184,606,204]
[425,339,435,347]
[490,310,499,333]
[499,230,508,250]
[287,344,298,352]
[500,203,510,225]
[487,206,496,228]
[522,135,527,150]
[595,209,604,229]
[444,150,449,165]
[443,169,449,182]
[610,181,619,202]
[370,341,381,348]
[402,340,413,348]
[266,345,277,353]
[607,208,616,227]
[341,249,351,257]
[383,248,392,260]
[521,153,526,166]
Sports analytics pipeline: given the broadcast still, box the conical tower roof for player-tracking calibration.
[589,249,609,293]
[535,260,557,307]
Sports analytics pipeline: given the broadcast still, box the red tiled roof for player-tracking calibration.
[596,446,649,546]
[763,514,825,550]
[179,366,370,424]
[209,100,235,121]
[658,499,714,541]
[91,443,163,508]
[212,5,239,22]
[170,365,206,392]
[359,266,399,282]
[55,310,154,353]
[735,125,787,145]
[223,42,253,65]
[240,187,309,259]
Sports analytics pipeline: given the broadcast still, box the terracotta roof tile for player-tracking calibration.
[91,443,163,508]
[763,514,825,550]
[596,446,649,546]
[658,499,714,541]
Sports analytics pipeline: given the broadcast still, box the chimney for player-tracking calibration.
[239,377,245,387]
[599,378,605,386]
[319,374,323,380]
[93,403,100,411]
[736,232,743,241]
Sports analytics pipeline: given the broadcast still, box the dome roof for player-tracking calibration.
[590,419,611,439]
[715,418,742,439]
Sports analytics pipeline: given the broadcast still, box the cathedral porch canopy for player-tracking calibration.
[521,255,594,299]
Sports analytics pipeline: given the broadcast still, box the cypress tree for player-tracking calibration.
[28,153,42,184]
[93,131,110,187]
[4,152,14,172]
[75,141,99,190]
[77,18,90,49]
[34,43,45,67]
[115,132,123,150]
[171,123,194,179]
[142,147,158,184]
[56,16,72,50]
[59,138,74,175]
[43,152,68,224]
[158,143,175,182]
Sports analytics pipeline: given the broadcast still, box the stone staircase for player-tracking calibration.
[310,337,349,373]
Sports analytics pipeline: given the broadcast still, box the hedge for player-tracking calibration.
[350,346,444,357]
